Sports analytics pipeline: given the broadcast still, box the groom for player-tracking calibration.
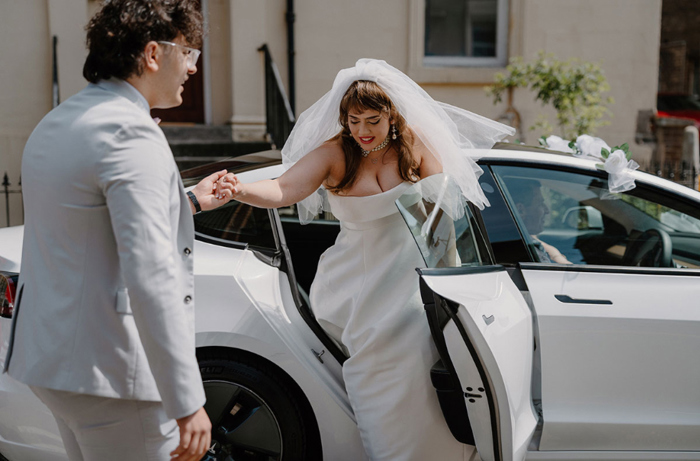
[3,1,233,459]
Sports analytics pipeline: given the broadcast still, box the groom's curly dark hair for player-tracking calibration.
[83,0,204,83]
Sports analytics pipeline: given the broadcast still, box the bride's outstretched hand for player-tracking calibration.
[190,169,236,213]
[216,173,240,199]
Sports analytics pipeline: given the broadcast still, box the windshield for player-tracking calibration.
[619,194,700,233]
[395,174,490,269]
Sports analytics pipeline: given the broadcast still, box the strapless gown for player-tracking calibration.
[310,183,472,461]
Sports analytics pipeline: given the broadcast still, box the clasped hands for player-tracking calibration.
[217,172,240,199]
[188,170,240,214]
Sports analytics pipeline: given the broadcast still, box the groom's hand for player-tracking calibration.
[171,406,211,460]
[190,169,236,213]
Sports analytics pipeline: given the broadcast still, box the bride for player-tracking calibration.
[220,59,513,460]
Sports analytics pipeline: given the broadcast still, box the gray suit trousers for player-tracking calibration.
[30,386,179,461]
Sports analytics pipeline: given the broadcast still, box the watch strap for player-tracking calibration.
[186,191,201,213]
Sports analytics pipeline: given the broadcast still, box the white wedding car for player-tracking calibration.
[1,145,700,461]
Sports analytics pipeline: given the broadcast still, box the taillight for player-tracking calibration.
[0,273,17,319]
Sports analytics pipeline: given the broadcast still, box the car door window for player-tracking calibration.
[396,173,492,268]
[492,165,700,268]
[477,166,531,264]
[194,200,276,252]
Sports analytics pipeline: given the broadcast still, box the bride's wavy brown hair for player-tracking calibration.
[327,80,418,193]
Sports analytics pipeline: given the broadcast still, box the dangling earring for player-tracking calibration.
[391,123,397,140]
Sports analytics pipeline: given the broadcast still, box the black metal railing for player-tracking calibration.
[2,172,22,228]
[258,44,295,149]
[52,35,60,108]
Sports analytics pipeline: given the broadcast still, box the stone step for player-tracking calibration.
[160,124,234,144]
[159,124,271,170]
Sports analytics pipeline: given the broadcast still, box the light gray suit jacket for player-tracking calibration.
[5,79,205,420]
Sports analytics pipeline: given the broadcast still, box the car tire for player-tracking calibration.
[198,349,322,461]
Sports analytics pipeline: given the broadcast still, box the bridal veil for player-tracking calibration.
[281,58,515,224]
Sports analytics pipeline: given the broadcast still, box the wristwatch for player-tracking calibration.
[187,191,201,213]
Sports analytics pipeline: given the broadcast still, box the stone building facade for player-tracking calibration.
[0,0,664,226]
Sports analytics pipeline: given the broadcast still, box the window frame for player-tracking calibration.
[485,159,700,269]
[193,201,279,257]
[407,0,519,84]
[476,165,533,265]
[394,179,495,269]
[423,0,510,68]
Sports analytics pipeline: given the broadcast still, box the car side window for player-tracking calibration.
[478,166,532,264]
[492,165,700,268]
[194,199,276,251]
[395,174,492,268]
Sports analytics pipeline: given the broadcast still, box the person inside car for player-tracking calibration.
[508,178,572,264]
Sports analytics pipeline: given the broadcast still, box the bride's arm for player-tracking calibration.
[229,144,339,209]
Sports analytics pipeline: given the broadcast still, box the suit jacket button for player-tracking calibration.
[183,247,192,255]
[184,295,192,304]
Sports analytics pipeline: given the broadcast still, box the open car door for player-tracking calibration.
[395,175,538,461]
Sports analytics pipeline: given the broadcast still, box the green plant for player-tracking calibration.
[486,51,613,140]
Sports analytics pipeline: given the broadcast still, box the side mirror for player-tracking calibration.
[562,206,603,230]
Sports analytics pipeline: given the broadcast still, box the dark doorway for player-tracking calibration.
[151,60,205,123]
[659,0,700,97]
[151,0,205,124]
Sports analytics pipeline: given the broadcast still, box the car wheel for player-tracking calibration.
[198,350,322,461]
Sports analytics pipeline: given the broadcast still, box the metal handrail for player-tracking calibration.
[2,172,22,227]
[52,35,60,108]
[258,44,295,149]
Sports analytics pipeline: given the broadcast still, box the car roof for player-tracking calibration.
[485,144,700,201]
[182,144,700,202]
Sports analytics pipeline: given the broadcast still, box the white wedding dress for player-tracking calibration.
[310,182,474,461]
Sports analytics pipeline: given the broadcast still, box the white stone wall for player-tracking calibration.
[0,0,663,226]
[208,0,232,125]
[285,0,662,161]
[0,1,52,227]
[513,0,661,159]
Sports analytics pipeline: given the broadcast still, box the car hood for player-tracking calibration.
[0,225,23,272]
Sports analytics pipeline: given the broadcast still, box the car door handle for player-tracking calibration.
[555,294,613,305]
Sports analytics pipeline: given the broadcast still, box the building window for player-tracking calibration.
[424,0,508,67]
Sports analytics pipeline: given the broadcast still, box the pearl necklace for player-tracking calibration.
[359,135,390,157]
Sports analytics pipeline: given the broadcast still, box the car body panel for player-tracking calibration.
[525,451,700,460]
[422,268,537,461]
[193,240,366,459]
[0,257,66,460]
[0,229,367,461]
[0,226,22,273]
[3,148,700,460]
[521,264,700,451]
[0,375,67,461]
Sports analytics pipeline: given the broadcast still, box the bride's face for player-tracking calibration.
[347,108,391,151]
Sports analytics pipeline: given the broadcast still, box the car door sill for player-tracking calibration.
[526,451,700,460]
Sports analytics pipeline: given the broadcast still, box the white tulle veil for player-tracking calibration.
[281,58,515,223]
